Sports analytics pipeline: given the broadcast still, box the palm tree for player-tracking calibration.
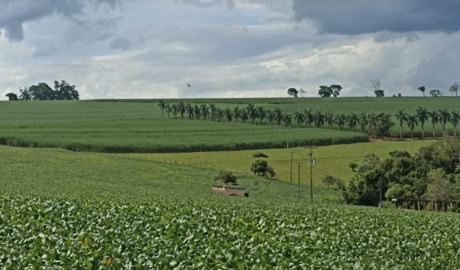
[430,89,441,97]
[294,111,305,127]
[406,115,418,138]
[368,113,378,136]
[216,108,224,122]
[200,104,209,120]
[325,111,335,128]
[194,105,201,119]
[257,106,266,124]
[157,100,166,117]
[314,111,325,128]
[428,111,439,138]
[165,103,171,119]
[334,113,346,130]
[346,113,359,131]
[241,110,248,123]
[186,103,194,119]
[209,103,217,120]
[267,109,275,124]
[415,106,429,139]
[233,106,241,122]
[283,114,293,127]
[438,109,451,136]
[418,86,426,97]
[274,108,283,125]
[246,104,257,124]
[358,112,368,133]
[303,109,314,128]
[451,110,460,136]
[177,102,186,119]
[224,107,233,122]
[171,104,178,118]
[395,110,408,140]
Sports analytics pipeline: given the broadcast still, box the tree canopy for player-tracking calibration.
[287,88,298,98]
[8,81,79,101]
[318,85,342,97]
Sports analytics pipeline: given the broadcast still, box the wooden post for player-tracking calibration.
[435,201,438,211]
[417,201,421,211]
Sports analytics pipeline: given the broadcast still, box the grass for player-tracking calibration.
[123,140,434,185]
[0,145,339,203]
[0,101,366,153]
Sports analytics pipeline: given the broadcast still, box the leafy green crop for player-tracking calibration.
[1,193,460,269]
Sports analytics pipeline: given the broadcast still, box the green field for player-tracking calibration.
[0,145,339,203]
[2,193,460,269]
[0,101,366,153]
[124,140,434,185]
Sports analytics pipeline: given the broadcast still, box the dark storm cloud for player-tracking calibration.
[292,0,460,35]
[0,0,120,41]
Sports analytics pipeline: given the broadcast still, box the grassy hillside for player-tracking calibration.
[0,145,339,203]
[0,101,366,153]
[124,140,433,185]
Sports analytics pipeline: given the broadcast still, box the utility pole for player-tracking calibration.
[305,145,318,204]
[290,152,294,182]
[297,163,305,203]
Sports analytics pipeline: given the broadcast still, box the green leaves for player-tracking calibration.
[2,193,460,269]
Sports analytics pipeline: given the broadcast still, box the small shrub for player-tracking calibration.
[250,160,276,179]
[214,171,237,184]
[252,152,269,158]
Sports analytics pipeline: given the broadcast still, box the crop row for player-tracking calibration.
[1,193,460,269]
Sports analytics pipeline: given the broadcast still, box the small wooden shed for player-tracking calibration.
[212,185,247,197]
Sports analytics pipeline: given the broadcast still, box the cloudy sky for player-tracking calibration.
[1,0,460,100]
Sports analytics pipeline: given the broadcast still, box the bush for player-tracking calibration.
[214,171,237,184]
[252,152,269,158]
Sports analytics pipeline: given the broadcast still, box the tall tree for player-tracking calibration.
[165,103,171,119]
[177,102,186,119]
[240,109,248,123]
[330,85,343,97]
[224,107,233,122]
[171,104,178,118]
[287,88,298,98]
[368,113,378,136]
[274,108,283,125]
[314,111,325,127]
[257,106,266,124]
[200,104,209,120]
[19,87,31,101]
[358,112,369,133]
[294,111,305,127]
[449,82,459,97]
[186,103,194,119]
[428,110,439,138]
[193,105,201,119]
[406,115,418,139]
[209,103,217,120]
[157,100,166,117]
[325,111,335,128]
[371,79,384,97]
[438,109,451,136]
[395,110,408,140]
[283,114,293,127]
[415,106,429,139]
[267,109,275,124]
[418,86,426,97]
[303,109,314,127]
[334,113,346,130]
[318,85,343,98]
[346,113,359,131]
[233,106,241,122]
[430,89,442,97]
[451,110,460,137]
[246,103,258,124]
[216,108,224,122]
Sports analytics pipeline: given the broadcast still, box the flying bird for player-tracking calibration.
[187,83,191,87]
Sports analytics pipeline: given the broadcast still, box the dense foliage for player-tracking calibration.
[214,171,237,184]
[6,80,79,101]
[343,138,460,206]
[2,193,460,269]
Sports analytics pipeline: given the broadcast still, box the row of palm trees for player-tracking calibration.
[395,107,460,139]
[157,100,459,139]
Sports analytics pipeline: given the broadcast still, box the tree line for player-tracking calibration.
[158,101,460,139]
[286,80,459,98]
[342,138,460,208]
[5,81,79,101]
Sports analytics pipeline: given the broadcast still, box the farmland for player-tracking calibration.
[2,193,460,269]
[124,140,433,185]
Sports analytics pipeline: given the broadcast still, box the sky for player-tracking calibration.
[1,0,460,100]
